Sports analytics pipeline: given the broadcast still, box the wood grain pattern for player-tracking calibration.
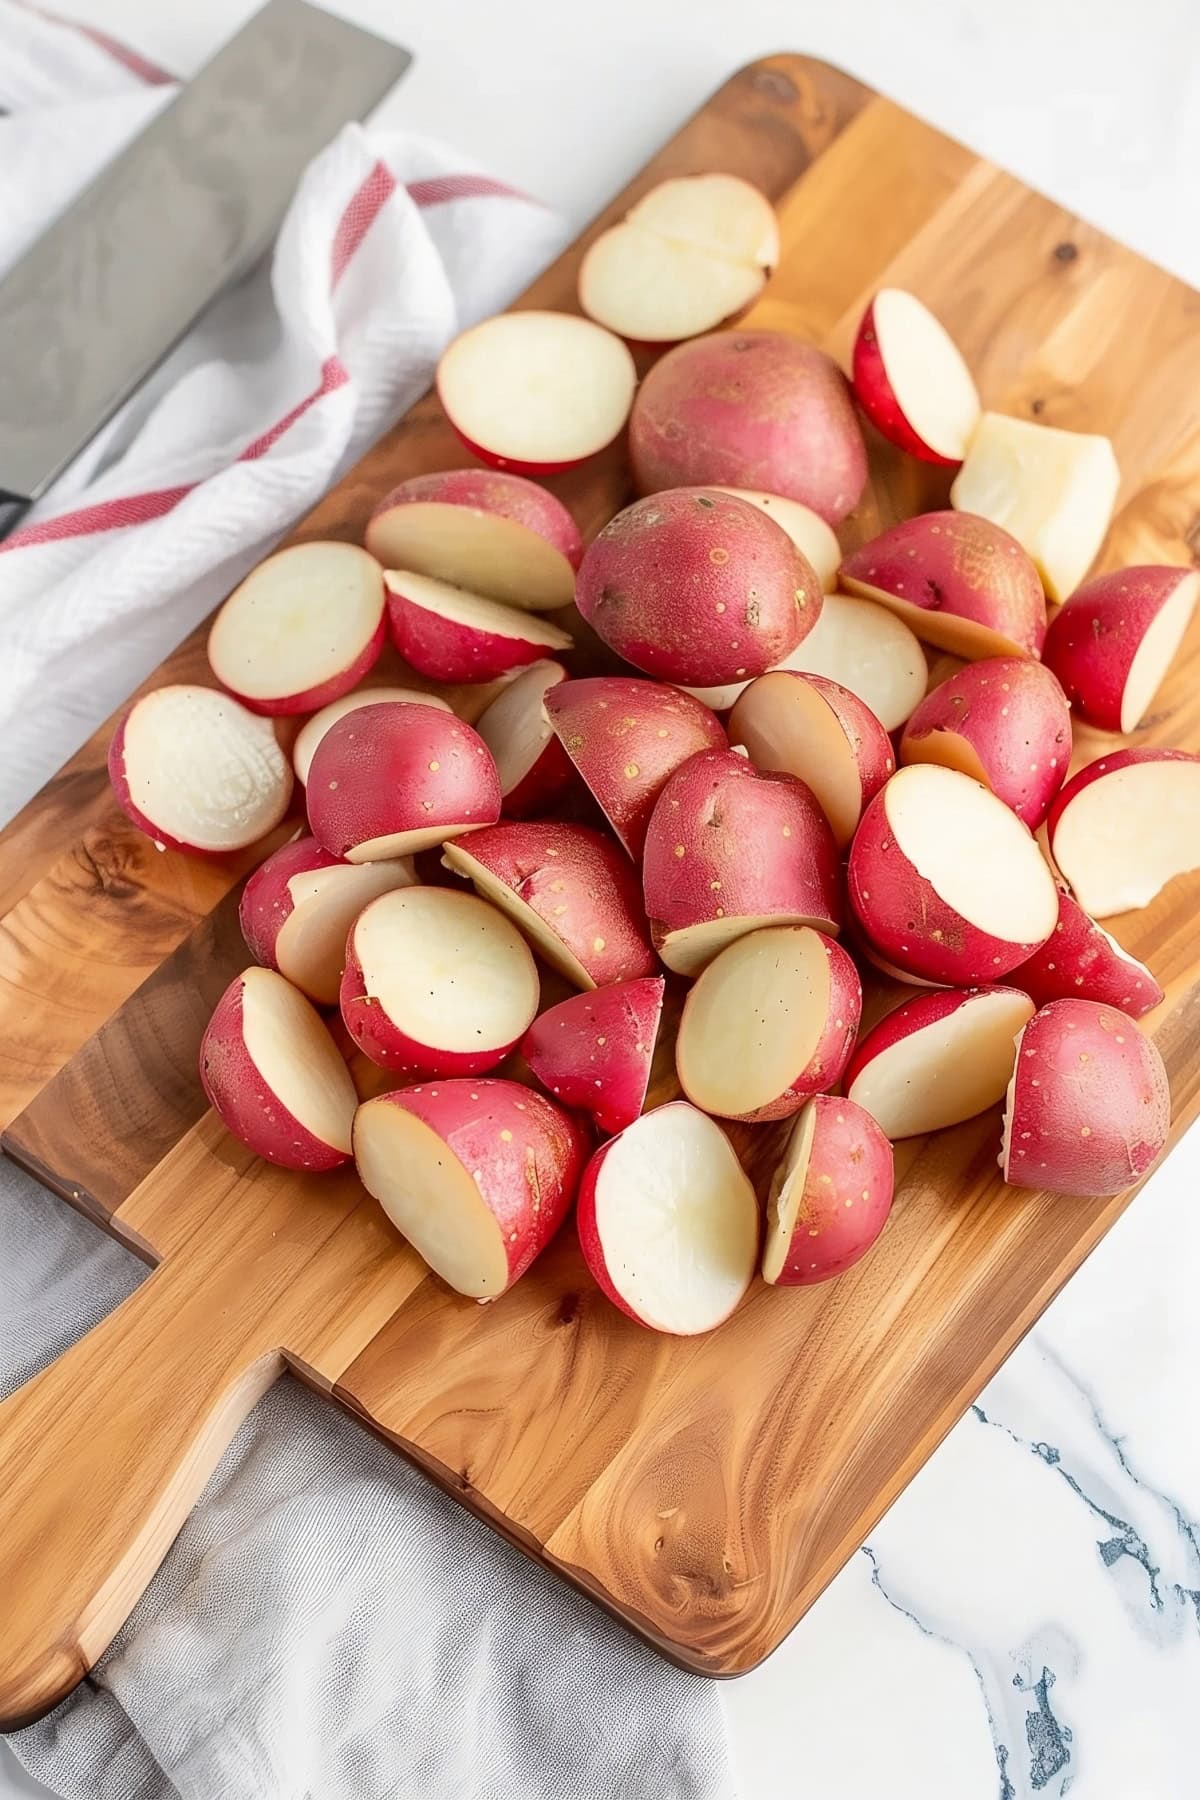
[2,52,1200,1721]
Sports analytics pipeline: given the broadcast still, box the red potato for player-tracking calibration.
[1000,998,1170,1197]
[1042,566,1199,733]
[239,835,416,1006]
[436,310,636,474]
[474,660,575,818]
[340,886,539,1077]
[762,1095,894,1286]
[293,686,452,786]
[840,512,1046,660]
[442,820,656,991]
[579,173,778,344]
[845,985,1034,1139]
[365,468,582,612]
[642,748,841,974]
[1009,888,1163,1017]
[782,590,928,733]
[207,542,385,715]
[199,967,357,1171]
[576,1102,759,1334]
[629,330,867,524]
[384,571,572,684]
[710,489,840,591]
[575,487,818,686]
[521,975,665,1135]
[544,675,727,858]
[108,684,292,855]
[1045,747,1200,918]
[354,1079,590,1298]
[852,289,980,466]
[730,671,894,849]
[676,925,861,1122]
[306,701,499,861]
[847,763,1059,984]
[899,656,1071,828]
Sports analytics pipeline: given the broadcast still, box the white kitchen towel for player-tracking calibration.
[0,8,735,1798]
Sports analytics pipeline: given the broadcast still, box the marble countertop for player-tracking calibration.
[4,3,1199,1796]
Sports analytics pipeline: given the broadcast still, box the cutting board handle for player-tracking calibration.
[0,1250,283,1730]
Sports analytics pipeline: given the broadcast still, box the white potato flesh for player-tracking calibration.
[761,1103,818,1284]
[438,311,636,466]
[848,990,1034,1138]
[208,542,383,704]
[1120,572,1199,731]
[442,844,594,989]
[276,859,416,1004]
[367,506,574,611]
[627,173,778,265]
[659,908,833,978]
[122,686,291,851]
[677,927,831,1117]
[474,660,566,793]
[710,489,840,590]
[293,687,451,785]
[240,966,356,1152]
[950,412,1119,601]
[787,592,928,731]
[732,677,868,845]
[885,765,1058,942]
[579,227,766,342]
[871,288,980,461]
[354,1104,509,1298]
[350,822,482,863]
[593,1106,758,1334]
[1051,759,1200,917]
[387,572,573,652]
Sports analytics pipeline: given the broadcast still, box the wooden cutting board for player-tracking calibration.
[2,54,1199,1724]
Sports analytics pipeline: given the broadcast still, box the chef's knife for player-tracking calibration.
[0,0,411,537]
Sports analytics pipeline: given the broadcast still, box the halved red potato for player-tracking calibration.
[108,684,293,855]
[354,1079,590,1297]
[207,542,385,715]
[710,489,841,590]
[1001,998,1170,1197]
[899,656,1071,828]
[852,289,980,466]
[579,174,778,344]
[629,330,867,524]
[200,967,356,1171]
[474,660,574,817]
[643,748,841,974]
[762,1095,894,1286]
[292,686,453,786]
[1045,747,1200,917]
[845,985,1034,1138]
[848,764,1058,984]
[1009,888,1163,1017]
[544,675,726,858]
[384,572,573,684]
[521,975,665,1136]
[676,925,860,1122]
[783,590,928,732]
[239,835,416,1006]
[950,412,1120,602]
[443,820,656,990]
[437,310,636,474]
[306,701,499,861]
[575,487,818,686]
[340,886,539,1077]
[730,671,894,848]
[840,512,1046,660]
[1041,566,1199,733]
[365,468,582,612]
[576,1102,758,1334]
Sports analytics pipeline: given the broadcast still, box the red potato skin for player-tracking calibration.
[767,1095,894,1285]
[575,488,819,686]
[840,512,1047,659]
[730,671,895,845]
[1008,889,1163,1017]
[544,676,727,857]
[522,976,665,1135]
[1003,999,1170,1197]
[502,732,578,819]
[199,974,350,1172]
[899,657,1071,827]
[851,297,959,468]
[385,577,568,684]
[847,780,1053,984]
[366,467,583,569]
[239,834,343,968]
[1046,746,1200,865]
[107,707,293,858]
[338,935,525,1080]
[629,331,868,524]
[441,426,596,479]
[1041,566,1196,731]
[446,820,657,987]
[223,615,387,718]
[843,983,1029,1093]
[367,1081,591,1289]
[643,749,842,960]
[306,702,500,859]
